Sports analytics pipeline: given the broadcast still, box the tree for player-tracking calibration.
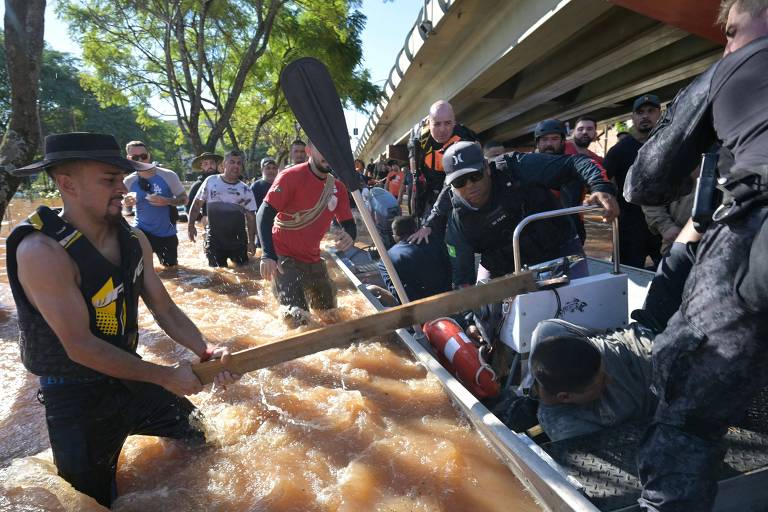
[36,47,191,172]
[62,0,284,154]
[0,39,193,180]
[62,0,380,158]
[234,2,380,171]
[0,0,45,223]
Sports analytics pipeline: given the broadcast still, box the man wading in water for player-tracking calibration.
[257,140,356,327]
[5,133,239,507]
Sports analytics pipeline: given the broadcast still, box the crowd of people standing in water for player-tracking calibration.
[4,1,768,510]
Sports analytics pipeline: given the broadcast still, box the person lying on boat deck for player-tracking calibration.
[408,141,618,285]
[375,215,452,303]
[529,220,701,442]
[5,132,239,508]
[257,140,356,328]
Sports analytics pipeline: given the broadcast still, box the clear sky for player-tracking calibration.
[345,0,423,146]
[1,0,421,147]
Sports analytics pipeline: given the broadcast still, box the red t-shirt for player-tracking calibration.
[565,140,604,166]
[385,170,404,198]
[264,162,353,263]
[563,141,608,209]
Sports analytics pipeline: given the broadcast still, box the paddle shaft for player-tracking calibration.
[350,189,411,303]
[192,271,537,384]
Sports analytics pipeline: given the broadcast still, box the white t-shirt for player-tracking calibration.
[194,175,257,212]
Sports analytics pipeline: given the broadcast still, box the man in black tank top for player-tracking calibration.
[6,133,239,507]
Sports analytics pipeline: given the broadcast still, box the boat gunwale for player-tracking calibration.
[329,249,601,512]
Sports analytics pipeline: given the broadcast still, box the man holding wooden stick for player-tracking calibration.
[5,133,239,507]
[257,140,357,327]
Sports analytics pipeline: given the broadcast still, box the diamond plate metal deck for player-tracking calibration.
[543,420,768,511]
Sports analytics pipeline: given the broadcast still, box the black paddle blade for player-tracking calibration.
[280,57,361,192]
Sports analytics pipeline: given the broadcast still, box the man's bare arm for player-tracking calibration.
[168,192,188,206]
[134,228,207,356]
[187,198,204,242]
[188,198,204,225]
[16,233,202,396]
[135,229,239,386]
[245,210,257,245]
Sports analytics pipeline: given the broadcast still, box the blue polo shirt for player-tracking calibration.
[126,172,178,237]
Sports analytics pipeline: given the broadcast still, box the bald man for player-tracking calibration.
[411,100,478,220]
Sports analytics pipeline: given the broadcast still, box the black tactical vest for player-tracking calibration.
[451,173,571,278]
[6,206,144,377]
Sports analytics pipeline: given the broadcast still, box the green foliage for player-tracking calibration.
[60,0,380,159]
[0,32,191,174]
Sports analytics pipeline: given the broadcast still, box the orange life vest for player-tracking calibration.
[422,134,463,174]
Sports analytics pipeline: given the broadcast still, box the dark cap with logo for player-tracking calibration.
[443,141,485,186]
[12,132,155,177]
[632,94,661,112]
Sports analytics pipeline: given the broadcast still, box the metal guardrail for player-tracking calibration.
[355,0,453,156]
[512,205,620,275]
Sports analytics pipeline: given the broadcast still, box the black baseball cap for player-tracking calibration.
[443,141,485,186]
[632,94,661,112]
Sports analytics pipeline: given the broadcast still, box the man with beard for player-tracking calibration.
[188,150,257,267]
[186,152,223,222]
[411,100,478,219]
[535,118,607,245]
[604,95,663,268]
[287,139,307,167]
[567,117,605,245]
[567,116,603,164]
[5,133,238,507]
[624,1,768,509]
[257,140,357,327]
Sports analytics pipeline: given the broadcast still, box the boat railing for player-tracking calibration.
[512,205,620,275]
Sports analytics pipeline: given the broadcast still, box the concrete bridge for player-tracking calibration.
[354,0,724,161]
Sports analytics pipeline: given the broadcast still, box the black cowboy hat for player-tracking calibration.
[191,152,223,170]
[11,132,155,177]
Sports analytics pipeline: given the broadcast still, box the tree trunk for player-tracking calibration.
[0,0,45,223]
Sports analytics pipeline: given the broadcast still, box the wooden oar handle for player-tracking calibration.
[192,359,226,385]
[188,272,537,384]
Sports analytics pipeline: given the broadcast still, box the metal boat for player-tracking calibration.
[331,206,768,512]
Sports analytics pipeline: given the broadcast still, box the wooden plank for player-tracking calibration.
[192,271,537,384]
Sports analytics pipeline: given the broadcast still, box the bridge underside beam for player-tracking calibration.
[357,0,722,161]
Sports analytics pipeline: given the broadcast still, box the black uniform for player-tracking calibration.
[426,151,616,285]
[625,36,768,512]
[6,207,204,507]
[604,134,662,269]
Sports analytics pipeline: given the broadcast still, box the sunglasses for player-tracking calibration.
[138,176,152,193]
[451,170,484,189]
[130,153,149,161]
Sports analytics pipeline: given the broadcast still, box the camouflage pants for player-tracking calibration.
[637,207,768,511]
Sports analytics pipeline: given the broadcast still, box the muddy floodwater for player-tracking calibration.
[0,199,540,512]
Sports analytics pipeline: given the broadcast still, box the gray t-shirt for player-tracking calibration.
[536,322,657,442]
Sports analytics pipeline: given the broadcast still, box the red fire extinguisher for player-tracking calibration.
[423,318,500,399]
